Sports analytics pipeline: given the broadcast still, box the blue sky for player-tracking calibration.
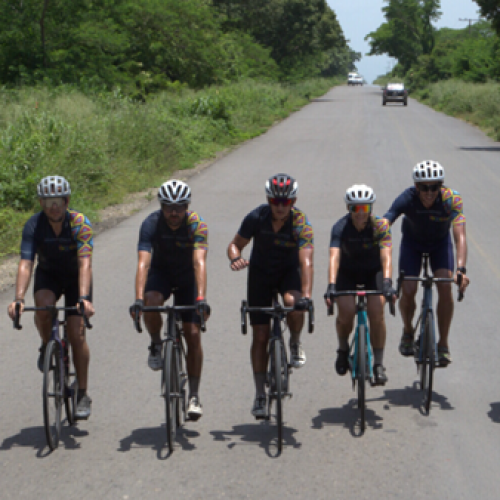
[328,0,483,84]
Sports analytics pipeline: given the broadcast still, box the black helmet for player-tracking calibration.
[265,173,298,199]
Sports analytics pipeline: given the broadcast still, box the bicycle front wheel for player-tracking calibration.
[272,338,283,452]
[422,311,435,414]
[357,326,366,433]
[163,340,179,452]
[43,340,63,451]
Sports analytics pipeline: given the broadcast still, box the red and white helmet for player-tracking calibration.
[37,176,71,198]
[158,180,191,205]
[412,160,445,182]
[265,173,298,199]
[344,184,376,205]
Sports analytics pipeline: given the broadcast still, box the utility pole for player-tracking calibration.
[459,18,482,35]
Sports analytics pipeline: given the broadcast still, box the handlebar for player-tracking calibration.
[132,304,207,333]
[14,302,93,330]
[327,290,395,317]
[240,300,314,335]
[397,270,464,302]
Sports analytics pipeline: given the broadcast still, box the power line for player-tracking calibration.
[458,18,483,35]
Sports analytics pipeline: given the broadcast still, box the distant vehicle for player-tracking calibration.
[348,72,363,86]
[383,83,407,106]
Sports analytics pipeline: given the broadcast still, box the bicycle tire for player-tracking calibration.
[273,337,283,452]
[43,340,62,450]
[163,340,177,452]
[357,325,366,433]
[423,311,435,414]
[63,341,77,426]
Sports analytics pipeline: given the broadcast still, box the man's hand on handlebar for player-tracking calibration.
[8,300,24,321]
[294,297,311,311]
[324,283,336,308]
[129,298,144,320]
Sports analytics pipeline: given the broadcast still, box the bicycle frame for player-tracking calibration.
[350,294,374,383]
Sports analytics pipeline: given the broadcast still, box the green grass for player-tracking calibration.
[414,79,500,141]
[0,77,340,256]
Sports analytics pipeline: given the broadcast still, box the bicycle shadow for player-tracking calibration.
[370,382,455,414]
[311,399,383,437]
[0,423,88,457]
[210,421,301,458]
[487,403,500,423]
[118,425,200,459]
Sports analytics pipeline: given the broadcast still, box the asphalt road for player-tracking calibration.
[1,85,500,500]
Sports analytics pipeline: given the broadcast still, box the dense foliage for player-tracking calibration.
[0,0,356,92]
[474,0,500,34]
[368,1,500,88]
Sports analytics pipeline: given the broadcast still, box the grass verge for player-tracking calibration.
[0,77,340,257]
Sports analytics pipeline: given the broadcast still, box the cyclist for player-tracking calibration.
[324,185,396,385]
[384,160,470,365]
[228,173,314,418]
[7,176,95,419]
[130,179,209,421]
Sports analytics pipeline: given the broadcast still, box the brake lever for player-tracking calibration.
[14,302,22,330]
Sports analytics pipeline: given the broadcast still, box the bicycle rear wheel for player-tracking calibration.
[422,312,435,414]
[43,340,62,451]
[163,340,179,452]
[357,326,366,433]
[272,338,283,452]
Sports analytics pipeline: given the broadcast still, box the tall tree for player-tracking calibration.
[365,0,441,72]
[474,0,500,34]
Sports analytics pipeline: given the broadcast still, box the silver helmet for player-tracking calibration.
[344,184,376,205]
[37,176,71,198]
[412,160,445,182]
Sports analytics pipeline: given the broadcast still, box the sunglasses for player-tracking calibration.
[418,183,441,193]
[269,197,293,207]
[162,203,187,213]
[41,197,66,208]
[349,204,371,214]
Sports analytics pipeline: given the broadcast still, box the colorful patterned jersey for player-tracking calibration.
[138,210,208,274]
[330,214,392,271]
[237,204,314,274]
[383,187,465,244]
[20,209,93,273]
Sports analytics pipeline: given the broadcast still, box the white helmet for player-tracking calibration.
[412,160,444,182]
[37,176,71,198]
[158,180,191,205]
[344,184,376,205]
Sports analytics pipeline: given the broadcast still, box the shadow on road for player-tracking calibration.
[372,383,455,413]
[118,426,199,459]
[460,146,500,152]
[311,399,383,437]
[487,403,500,423]
[0,423,88,457]
[310,98,335,102]
[210,421,300,458]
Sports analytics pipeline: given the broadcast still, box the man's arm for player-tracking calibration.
[227,234,250,271]
[135,250,152,300]
[453,223,469,293]
[380,247,393,280]
[7,259,34,320]
[193,248,207,298]
[77,255,95,317]
[298,247,313,299]
[325,247,341,308]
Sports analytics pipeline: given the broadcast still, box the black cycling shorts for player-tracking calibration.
[336,266,383,292]
[144,268,200,324]
[247,266,301,326]
[34,266,93,317]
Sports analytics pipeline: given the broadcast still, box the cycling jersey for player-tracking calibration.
[138,210,208,274]
[383,187,465,244]
[20,210,93,273]
[330,214,392,271]
[237,204,314,274]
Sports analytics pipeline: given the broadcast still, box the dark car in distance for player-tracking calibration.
[383,83,408,106]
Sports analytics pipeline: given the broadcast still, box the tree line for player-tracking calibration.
[365,0,500,88]
[0,0,360,94]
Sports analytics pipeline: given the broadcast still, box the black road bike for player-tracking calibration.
[14,302,92,451]
[133,300,206,453]
[240,294,314,453]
